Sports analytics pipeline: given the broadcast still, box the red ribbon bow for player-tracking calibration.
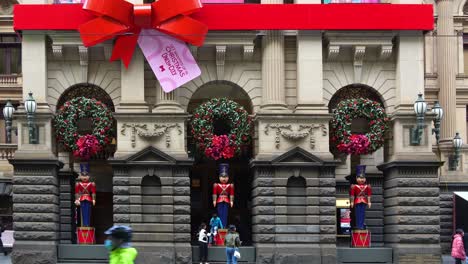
[78,0,208,67]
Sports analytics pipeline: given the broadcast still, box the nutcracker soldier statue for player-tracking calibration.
[212,163,234,228]
[350,165,372,247]
[75,163,96,244]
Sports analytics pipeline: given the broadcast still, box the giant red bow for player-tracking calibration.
[78,0,208,67]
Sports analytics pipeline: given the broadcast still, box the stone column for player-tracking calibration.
[378,161,441,263]
[10,159,63,264]
[437,0,457,141]
[153,83,184,113]
[117,47,149,113]
[260,30,288,111]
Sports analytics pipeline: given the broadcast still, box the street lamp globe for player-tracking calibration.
[453,132,463,150]
[25,92,37,115]
[413,93,427,117]
[431,101,443,122]
[3,100,15,120]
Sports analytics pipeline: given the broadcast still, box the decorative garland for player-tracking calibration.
[54,97,114,160]
[330,98,389,155]
[191,98,252,160]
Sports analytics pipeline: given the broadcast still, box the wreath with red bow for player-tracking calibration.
[54,97,114,160]
[191,98,252,160]
[330,98,389,155]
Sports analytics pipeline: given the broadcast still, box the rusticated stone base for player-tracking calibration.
[132,244,191,264]
[11,244,57,264]
[256,244,335,264]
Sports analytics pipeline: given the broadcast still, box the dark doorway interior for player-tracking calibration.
[190,157,253,246]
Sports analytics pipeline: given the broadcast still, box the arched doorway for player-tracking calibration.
[55,83,116,244]
[188,81,253,246]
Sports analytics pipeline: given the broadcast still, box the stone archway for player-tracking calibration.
[187,81,255,252]
[56,83,115,112]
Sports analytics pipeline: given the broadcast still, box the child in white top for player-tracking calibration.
[197,223,211,264]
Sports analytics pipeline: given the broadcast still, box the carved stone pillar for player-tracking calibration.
[260,30,288,112]
[378,161,441,264]
[437,0,457,141]
[10,159,63,264]
[153,83,184,113]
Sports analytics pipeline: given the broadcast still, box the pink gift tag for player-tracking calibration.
[138,29,201,93]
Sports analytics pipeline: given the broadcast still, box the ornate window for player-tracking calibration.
[0,35,21,75]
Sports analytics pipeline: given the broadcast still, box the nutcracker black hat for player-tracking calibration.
[219,163,229,177]
[356,165,366,178]
[80,163,90,175]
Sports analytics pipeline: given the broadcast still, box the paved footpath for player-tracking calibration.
[0,255,11,264]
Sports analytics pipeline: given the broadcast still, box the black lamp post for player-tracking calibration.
[25,92,38,144]
[2,100,15,143]
[449,132,463,171]
[431,101,443,144]
[411,93,427,145]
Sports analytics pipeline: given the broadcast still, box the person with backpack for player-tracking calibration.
[224,225,241,264]
[452,228,466,264]
[197,223,211,264]
[104,225,138,264]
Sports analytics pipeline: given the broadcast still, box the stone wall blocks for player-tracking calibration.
[319,197,335,206]
[174,234,191,242]
[11,249,57,264]
[174,215,190,224]
[14,222,59,232]
[13,194,58,204]
[319,207,335,215]
[173,205,190,215]
[253,215,276,225]
[384,216,439,225]
[13,176,57,185]
[114,186,130,195]
[174,224,190,233]
[319,188,335,196]
[253,206,275,215]
[388,234,440,244]
[320,234,336,244]
[113,177,130,185]
[275,225,319,234]
[253,178,274,187]
[384,188,439,198]
[384,197,439,207]
[173,177,190,186]
[384,206,440,216]
[384,225,440,234]
[252,225,275,234]
[14,213,59,222]
[14,231,59,241]
[175,250,192,264]
[318,178,335,187]
[133,233,173,242]
[173,187,190,195]
[253,187,275,197]
[114,205,130,213]
[319,216,335,225]
[131,223,174,233]
[14,204,58,214]
[385,178,439,188]
[172,196,189,205]
[319,225,336,234]
[253,234,275,243]
[113,195,130,203]
[253,197,275,206]
[114,214,130,223]
[13,185,58,195]
[440,201,453,208]
[275,234,320,243]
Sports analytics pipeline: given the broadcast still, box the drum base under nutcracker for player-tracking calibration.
[351,229,370,248]
[77,227,95,244]
[215,229,228,246]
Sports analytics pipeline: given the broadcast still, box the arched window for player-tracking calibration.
[141,175,162,223]
[287,176,306,224]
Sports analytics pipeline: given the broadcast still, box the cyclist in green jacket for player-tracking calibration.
[104,226,138,264]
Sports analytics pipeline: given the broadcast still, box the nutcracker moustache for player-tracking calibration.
[350,165,371,230]
[75,163,96,227]
[213,163,234,227]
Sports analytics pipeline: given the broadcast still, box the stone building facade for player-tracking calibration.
[4,0,468,264]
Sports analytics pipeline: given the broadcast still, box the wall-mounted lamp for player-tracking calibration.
[24,92,38,144]
[431,101,443,144]
[449,132,464,171]
[2,100,16,144]
[410,93,427,145]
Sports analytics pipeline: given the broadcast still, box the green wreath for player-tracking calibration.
[191,98,252,160]
[330,98,389,155]
[54,97,114,151]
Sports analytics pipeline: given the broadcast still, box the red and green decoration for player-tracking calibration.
[331,98,389,156]
[191,98,252,160]
[54,97,114,160]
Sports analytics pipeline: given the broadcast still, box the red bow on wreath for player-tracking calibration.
[79,0,208,67]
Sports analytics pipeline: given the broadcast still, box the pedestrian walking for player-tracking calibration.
[197,223,211,264]
[452,228,466,264]
[224,225,241,264]
[104,225,138,264]
[0,223,6,256]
